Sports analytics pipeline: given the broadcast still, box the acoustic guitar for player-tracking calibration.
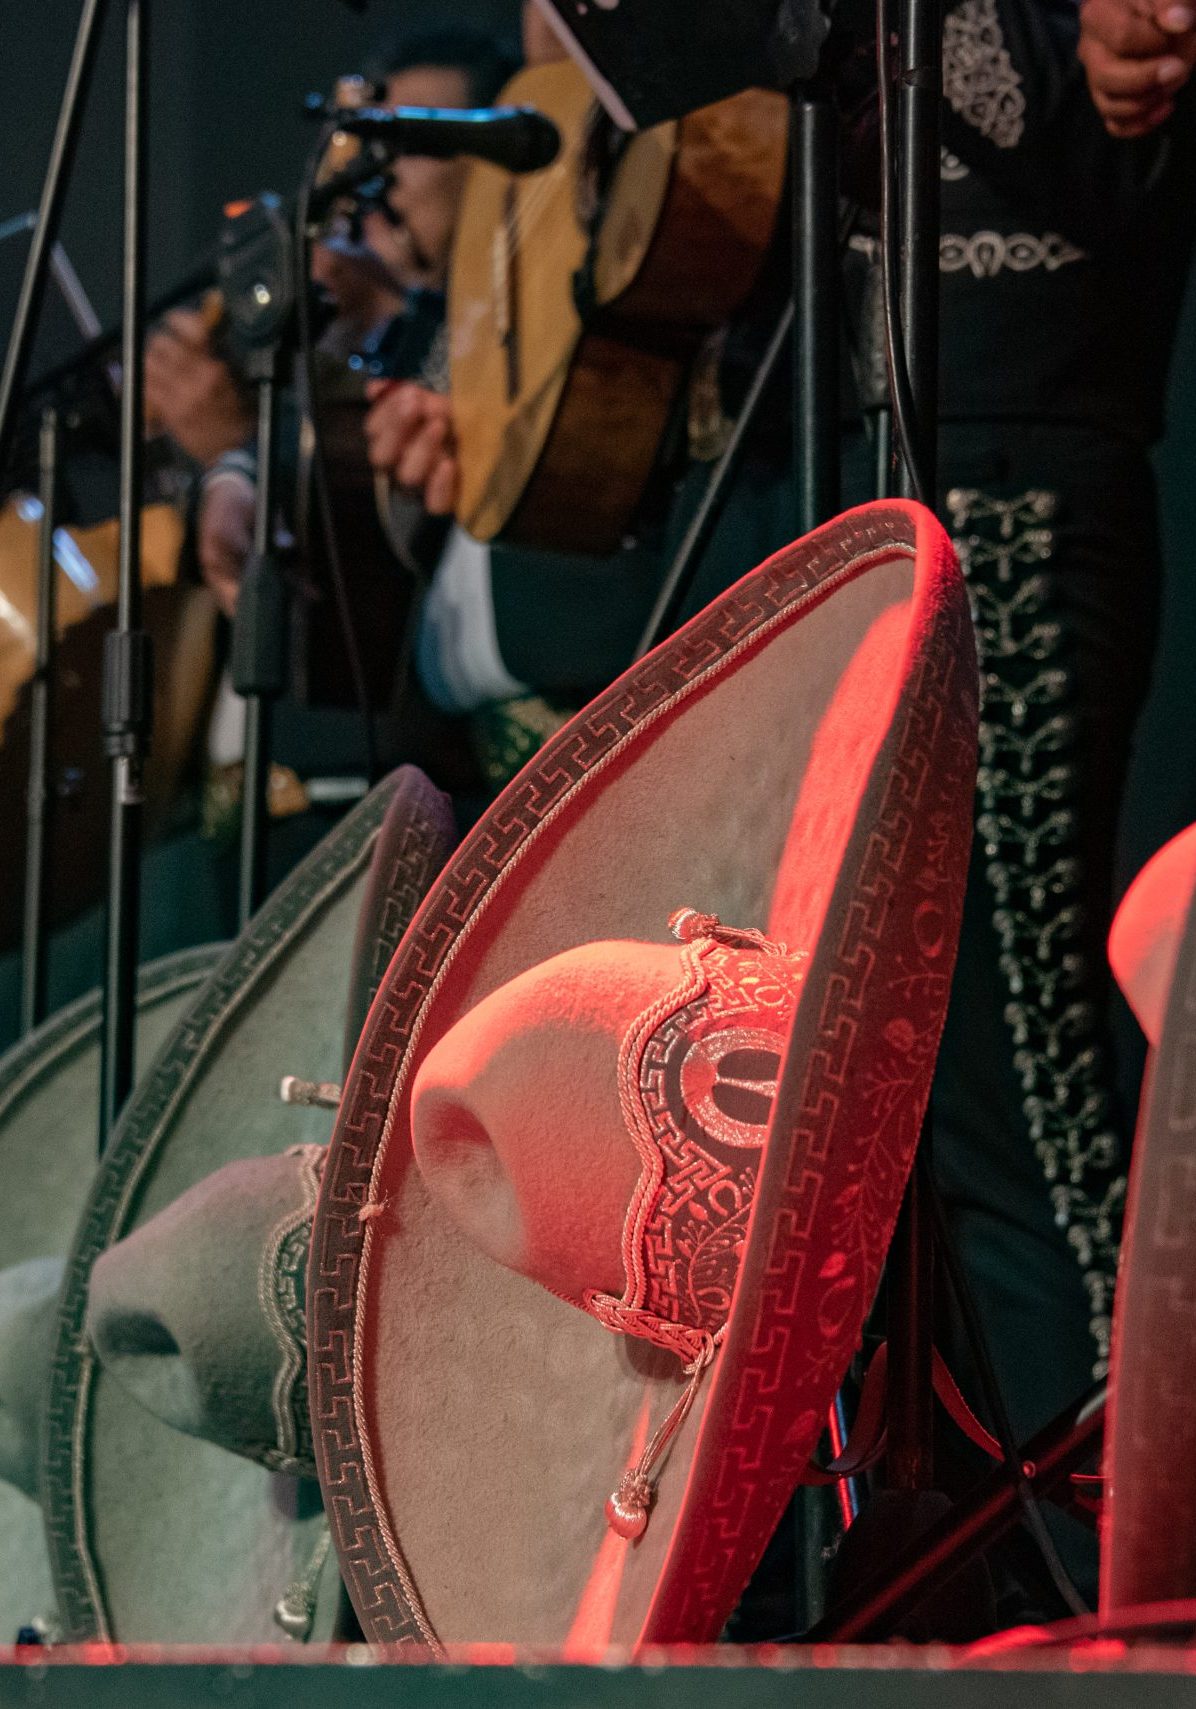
[448,60,788,555]
[0,500,217,948]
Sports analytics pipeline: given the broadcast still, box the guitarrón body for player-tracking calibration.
[449,61,787,554]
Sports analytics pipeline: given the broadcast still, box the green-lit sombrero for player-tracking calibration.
[0,946,221,1643]
[43,766,456,1644]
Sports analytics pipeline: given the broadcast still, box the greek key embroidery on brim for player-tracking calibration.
[259,1145,324,1477]
[947,487,1126,1376]
[943,0,1026,147]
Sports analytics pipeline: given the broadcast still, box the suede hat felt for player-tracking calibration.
[43,767,456,1645]
[0,946,220,1642]
[1103,823,1196,1613]
[309,499,979,1653]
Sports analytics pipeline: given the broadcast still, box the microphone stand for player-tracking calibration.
[20,408,62,1036]
[0,0,110,480]
[99,0,153,1150]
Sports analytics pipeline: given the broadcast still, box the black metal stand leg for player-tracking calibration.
[232,361,287,928]
[873,407,893,499]
[895,0,942,499]
[885,1110,937,1489]
[632,304,789,656]
[792,84,840,534]
[815,1383,1105,1640]
[633,306,793,660]
[0,0,110,479]
[20,408,61,1036]
[878,0,943,1492]
[99,0,151,1151]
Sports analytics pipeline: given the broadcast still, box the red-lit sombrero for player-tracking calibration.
[1103,823,1196,1612]
[308,500,979,1653]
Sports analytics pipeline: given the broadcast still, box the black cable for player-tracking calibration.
[875,0,930,507]
[295,124,379,784]
[920,1152,1091,1618]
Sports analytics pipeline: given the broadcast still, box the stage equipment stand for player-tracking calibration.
[215,193,301,927]
[634,73,843,656]
[814,1382,1106,1638]
[876,0,942,1501]
[232,356,287,927]
[20,409,62,1036]
[99,0,153,1151]
[0,0,109,479]
[793,81,841,535]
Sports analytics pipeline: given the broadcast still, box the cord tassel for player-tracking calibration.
[605,1335,716,1540]
[279,1075,342,1109]
[273,1524,333,1641]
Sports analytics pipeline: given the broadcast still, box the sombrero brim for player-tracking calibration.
[0,946,221,1641]
[1103,831,1196,1610]
[44,768,456,1643]
[1108,823,1196,1050]
[310,500,978,1651]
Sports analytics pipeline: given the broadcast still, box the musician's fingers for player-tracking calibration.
[364,377,400,403]
[425,454,459,516]
[145,332,186,379]
[1092,86,1178,114]
[364,399,412,470]
[159,308,212,351]
[1080,0,1175,57]
[365,383,439,467]
[1078,41,1194,92]
[396,417,449,491]
[1104,98,1176,130]
[1156,1,1196,29]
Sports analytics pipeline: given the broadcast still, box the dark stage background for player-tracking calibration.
[0,0,1193,1091]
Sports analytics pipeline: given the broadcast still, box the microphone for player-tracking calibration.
[330,104,561,175]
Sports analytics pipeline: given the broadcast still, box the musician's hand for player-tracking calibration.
[196,473,255,619]
[144,310,254,468]
[364,380,459,516]
[311,240,404,336]
[1079,0,1196,136]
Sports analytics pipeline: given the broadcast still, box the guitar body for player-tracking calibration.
[0,501,217,948]
[449,62,788,555]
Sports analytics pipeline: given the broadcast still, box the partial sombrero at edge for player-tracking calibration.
[44,767,456,1644]
[1103,822,1196,1612]
[0,947,222,1642]
[309,499,980,1652]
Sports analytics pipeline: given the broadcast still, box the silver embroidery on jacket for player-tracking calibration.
[939,231,1087,278]
[848,230,1085,279]
[943,0,1026,147]
[947,488,1125,1377]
